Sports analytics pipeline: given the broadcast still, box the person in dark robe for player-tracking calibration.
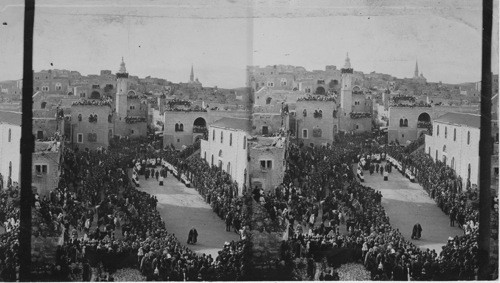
[155,170,160,181]
[187,227,198,244]
[411,223,422,239]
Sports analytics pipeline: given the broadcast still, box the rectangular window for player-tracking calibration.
[77,133,83,143]
[260,160,273,170]
[262,126,269,135]
[35,164,48,175]
[302,129,308,139]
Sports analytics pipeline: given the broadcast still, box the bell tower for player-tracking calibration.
[116,57,129,119]
[340,53,353,115]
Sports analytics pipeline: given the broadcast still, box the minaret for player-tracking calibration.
[116,57,129,119]
[341,53,353,115]
[414,61,419,78]
[190,65,194,82]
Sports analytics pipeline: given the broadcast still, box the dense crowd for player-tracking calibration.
[0,129,496,280]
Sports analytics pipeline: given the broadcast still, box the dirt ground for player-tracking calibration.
[136,169,239,258]
[360,162,463,252]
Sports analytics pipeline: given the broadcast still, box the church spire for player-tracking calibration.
[414,60,419,78]
[190,65,194,82]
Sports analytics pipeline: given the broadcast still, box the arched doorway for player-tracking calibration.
[315,86,326,95]
[90,91,101,99]
[193,117,207,133]
[328,80,339,89]
[417,112,431,130]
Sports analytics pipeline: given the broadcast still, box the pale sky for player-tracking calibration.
[0,0,498,88]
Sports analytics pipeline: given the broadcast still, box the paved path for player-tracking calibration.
[136,169,239,258]
[360,162,462,252]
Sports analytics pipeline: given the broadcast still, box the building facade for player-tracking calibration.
[0,111,21,188]
[32,141,62,196]
[295,97,338,146]
[425,112,499,190]
[200,118,251,195]
[70,102,113,150]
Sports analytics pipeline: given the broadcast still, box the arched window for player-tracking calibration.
[451,157,455,169]
[220,131,223,143]
[445,127,447,139]
[467,131,470,145]
[213,129,215,141]
[404,119,408,127]
[443,145,446,152]
[230,133,233,146]
[175,123,179,132]
[218,149,223,157]
[437,125,440,136]
[9,161,12,178]
[227,162,231,173]
[467,163,471,180]
[243,136,246,149]
[94,114,98,122]
[108,114,112,123]
[435,150,438,161]
[204,151,206,160]
[303,109,307,117]
[211,155,214,166]
[41,102,47,109]
[266,97,272,105]
[78,114,82,122]
[428,147,431,155]
[400,119,404,127]
[179,123,184,132]
[8,128,12,142]
[453,128,456,141]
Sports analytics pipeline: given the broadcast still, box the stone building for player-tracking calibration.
[425,112,499,190]
[388,105,435,144]
[113,58,148,138]
[0,111,63,193]
[247,136,286,192]
[251,112,288,136]
[33,117,61,141]
[200,117,251,195]
[337,54,373,134]
[34,70,72,95]
[70,100,113,150]
[32,141,62,196]
[295,96,338,146]
[163,105,250,149]
[200,117,287,194]
[253,87,304,108]
[0,111,21,188]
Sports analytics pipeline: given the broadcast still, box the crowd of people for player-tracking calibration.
[0,128,496,280]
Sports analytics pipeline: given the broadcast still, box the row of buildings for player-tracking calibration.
[0,55,498,196]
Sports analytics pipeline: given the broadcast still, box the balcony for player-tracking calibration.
[417,121,432,129]
[193,125,207,133]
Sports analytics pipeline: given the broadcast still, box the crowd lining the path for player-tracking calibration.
[0,132,497,280]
